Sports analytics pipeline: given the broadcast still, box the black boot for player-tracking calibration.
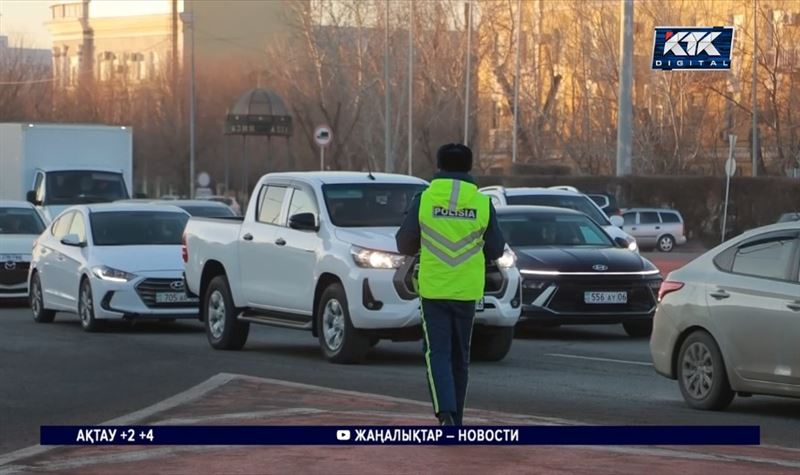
[437,412,455,426]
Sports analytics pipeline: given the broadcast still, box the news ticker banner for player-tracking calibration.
[41,426,760,446]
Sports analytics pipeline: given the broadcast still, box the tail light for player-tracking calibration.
[657,281,684,302]
[181,232,188,263]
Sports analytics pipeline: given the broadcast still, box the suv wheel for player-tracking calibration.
[30,273,56,323]
[677,331,735,410]
[204,275,249,350]
[471,326,514,362]
[658,235,675,252]
[317,283,370,364]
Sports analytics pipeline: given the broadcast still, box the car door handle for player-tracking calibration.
[242,233,253,241]
[631,227,637,230]
[787,301,800,312]
[709,289,730,300]
[275,238,286,246]
[655,226,661,230]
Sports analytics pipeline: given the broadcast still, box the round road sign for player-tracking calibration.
[314,125,332,147]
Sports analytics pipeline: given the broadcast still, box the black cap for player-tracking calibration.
[436,143,473,173]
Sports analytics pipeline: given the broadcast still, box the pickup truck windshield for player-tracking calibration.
[45,171,129,205]
[506,194,610,226]
[322,183,425,227]
[0,208,45,235]
[90,211,188,246]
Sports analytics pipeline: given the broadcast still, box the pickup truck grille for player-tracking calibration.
[135,278,198,308]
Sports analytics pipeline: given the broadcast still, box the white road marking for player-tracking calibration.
[546,353,653,367]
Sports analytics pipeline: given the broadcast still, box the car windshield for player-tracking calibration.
[322,183,426,227]
[498,213,614,248]
[178,205,234,217]
[46,171,129,205]
[506,194,610,225]
[0,207,46,235]
[90,211,188,246]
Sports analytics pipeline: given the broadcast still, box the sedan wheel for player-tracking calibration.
[78,279,101,332]
[677,331,735,410]
[30,273,56,323]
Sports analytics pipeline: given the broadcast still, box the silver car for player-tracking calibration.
[650,221,800,410]
[622,208,687,252]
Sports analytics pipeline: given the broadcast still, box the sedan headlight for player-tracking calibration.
[351,246,406,269]
[627,240,638,253]
[92,265,137,283]
[496,248,517,269]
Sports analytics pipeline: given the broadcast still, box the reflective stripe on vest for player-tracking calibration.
[417,178,490,301]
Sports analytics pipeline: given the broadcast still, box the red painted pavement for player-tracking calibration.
[3,374,798,475]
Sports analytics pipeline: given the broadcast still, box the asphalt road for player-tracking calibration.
[2,297,799,454]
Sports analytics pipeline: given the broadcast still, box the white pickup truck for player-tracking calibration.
[183,172,521,364]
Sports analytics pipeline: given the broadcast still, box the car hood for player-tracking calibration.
[90,245,184,273]
[334,227,399,253]
[514,246,656,274]
[0,235,37,257]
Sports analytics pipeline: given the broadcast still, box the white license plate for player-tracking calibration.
[584,291,627,304]
[155,292,198,304]
[476,298,485,312]
[0,254,24,262]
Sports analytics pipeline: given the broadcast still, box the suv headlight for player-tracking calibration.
[92,265,137,282]
[351,246,406,269]
[496,248,517,268]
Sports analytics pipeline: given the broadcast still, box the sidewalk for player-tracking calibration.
[2,373,799,475]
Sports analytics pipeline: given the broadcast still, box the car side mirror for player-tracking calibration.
[26,190,40,205]
[60,233,85,247]
[289,212,318,232]
[614,237,629,248]
[609,215,624,228]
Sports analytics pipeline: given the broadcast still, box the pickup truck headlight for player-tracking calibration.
[92,265,137,283]
[496,248,517,269]
[351,246,406,269]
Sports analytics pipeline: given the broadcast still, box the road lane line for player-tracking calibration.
[546,353,652,367]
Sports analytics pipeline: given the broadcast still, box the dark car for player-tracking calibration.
[497,206,662,337]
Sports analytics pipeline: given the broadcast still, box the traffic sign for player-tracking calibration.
[197,172,211,187]
[314,125,332,147]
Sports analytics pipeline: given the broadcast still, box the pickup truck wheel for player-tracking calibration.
[471,326,514,362]
[317,283,370,364]
[204,275,249,350]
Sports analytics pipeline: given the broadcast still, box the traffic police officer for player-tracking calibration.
[396,143,505,426]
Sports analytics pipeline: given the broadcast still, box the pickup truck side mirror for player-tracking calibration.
[289,212,319,232]
[26,190,40,205]
[60,233,86,247]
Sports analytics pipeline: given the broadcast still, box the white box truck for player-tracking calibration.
[0,123,133,221]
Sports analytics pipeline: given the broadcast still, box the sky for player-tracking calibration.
[0,0,52,48]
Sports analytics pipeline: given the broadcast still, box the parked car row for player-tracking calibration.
[4,173,798,410]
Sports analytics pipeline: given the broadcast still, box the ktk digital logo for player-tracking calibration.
[652,26,734,71]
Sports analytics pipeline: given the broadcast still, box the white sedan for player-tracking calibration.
[28,203,199,331]
[0,201,48,299]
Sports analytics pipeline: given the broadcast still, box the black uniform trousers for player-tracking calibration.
[420,298,475,426]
